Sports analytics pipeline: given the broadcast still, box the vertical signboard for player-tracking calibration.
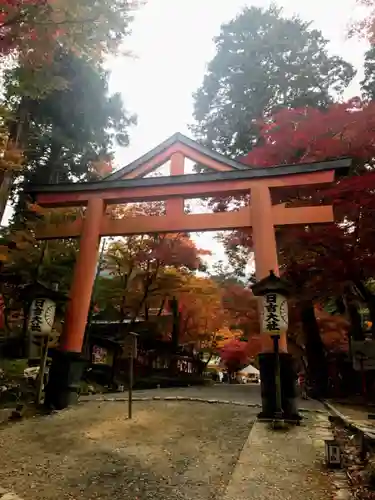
[262,292,288,334]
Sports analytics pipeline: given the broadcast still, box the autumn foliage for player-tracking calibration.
[235,99,375,304]
[316,308,349,353]
[0,0,137,63]
[242,98,375,167]
[220,339,250,375]
[0,0,46,58]
[174,275,224,347]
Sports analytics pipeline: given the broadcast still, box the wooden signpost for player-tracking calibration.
[123,333,138,419]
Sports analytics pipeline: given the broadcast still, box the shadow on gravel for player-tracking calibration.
[0,401,256,500]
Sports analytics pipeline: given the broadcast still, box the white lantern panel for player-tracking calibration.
[28,298,56,336]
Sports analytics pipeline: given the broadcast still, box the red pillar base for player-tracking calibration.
[44,350,87,410]
[257,353,301,422]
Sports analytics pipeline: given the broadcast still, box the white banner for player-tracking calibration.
[28,298,56,336]
[261,292,288,334]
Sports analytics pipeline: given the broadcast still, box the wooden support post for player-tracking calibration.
[36,335,49,405]
[128,349,134,419]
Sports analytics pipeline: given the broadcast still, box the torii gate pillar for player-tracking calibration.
[252,184,299,421]
[45,198,104,409]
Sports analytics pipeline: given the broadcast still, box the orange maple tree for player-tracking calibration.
[316,308,349,353]
[96,203,212,325]
[173,275,225,349]
[221,284,259,335]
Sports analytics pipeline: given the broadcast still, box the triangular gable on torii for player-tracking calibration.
[106,132,248,180]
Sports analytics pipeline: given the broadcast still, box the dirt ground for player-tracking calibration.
[0,400,256,500]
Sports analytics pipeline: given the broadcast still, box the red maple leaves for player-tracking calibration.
[241,98,375,167]
[0,0,65,65]
[239,97,375,300]
[220,339,250,373]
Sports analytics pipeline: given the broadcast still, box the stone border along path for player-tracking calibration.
[81,394,327,413]
[324,400,375,439]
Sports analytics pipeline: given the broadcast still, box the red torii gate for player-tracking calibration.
[27,132,350,414]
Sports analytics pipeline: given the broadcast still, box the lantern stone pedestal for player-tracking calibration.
[44,350,87,410]
[258,352,300,421]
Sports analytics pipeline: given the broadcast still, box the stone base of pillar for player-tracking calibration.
[44,350,87,410]
[257,352,301,422]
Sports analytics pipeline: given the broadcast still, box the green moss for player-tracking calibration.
[0,358,28,378]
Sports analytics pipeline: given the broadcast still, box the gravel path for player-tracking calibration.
[0,401,256,500]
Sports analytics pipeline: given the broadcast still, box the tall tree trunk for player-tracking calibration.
[0,172,13,225]
[300,300,328,398]
[0,102,29,224]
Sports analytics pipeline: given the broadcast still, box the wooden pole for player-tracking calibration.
[128,343,134,419]
[272,334,283,421]
[36,335,49,405]
[360,357,367,398]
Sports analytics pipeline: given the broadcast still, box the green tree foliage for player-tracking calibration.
[361,45,375,100]
[0,0,139,223]
[0,207,80,290]
[3,49,136,223]
[191,5,355,157]
[0,209,79,333]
